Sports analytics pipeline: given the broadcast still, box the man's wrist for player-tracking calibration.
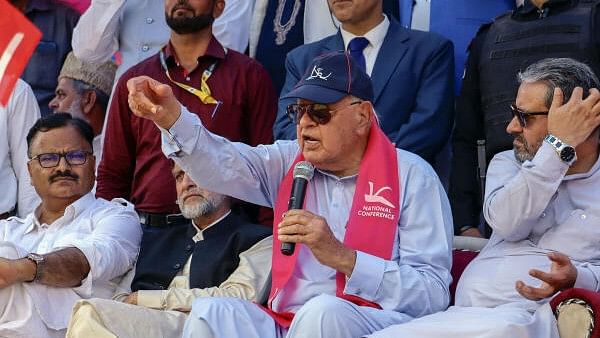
[16,258,37,283]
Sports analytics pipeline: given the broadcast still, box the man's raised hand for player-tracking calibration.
[127,76,182,129]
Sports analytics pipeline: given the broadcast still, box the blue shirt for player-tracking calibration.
[22,0,79,116]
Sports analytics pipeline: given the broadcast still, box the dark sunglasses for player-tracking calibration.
[29,150,93,168]
[286,101,362,125]
[510,104,549,128]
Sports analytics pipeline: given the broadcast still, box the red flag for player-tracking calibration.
[0,0,42,107]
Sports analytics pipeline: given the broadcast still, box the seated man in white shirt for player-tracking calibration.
[66,162,272,338]
[368,58,600,338]
[0,113,141,337]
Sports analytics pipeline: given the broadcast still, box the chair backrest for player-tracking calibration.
[450,236,489,305]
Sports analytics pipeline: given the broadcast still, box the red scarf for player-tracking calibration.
[263,119,401,327]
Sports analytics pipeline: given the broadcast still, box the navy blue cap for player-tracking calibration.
[281,51,374,104]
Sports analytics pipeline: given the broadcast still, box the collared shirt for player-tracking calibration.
[159,109,453,318]
[340,15,390,76]
[71,0,253,80]
[0,80,40,217]
[22,0,79,116]
[0,192,141,329]
[457,143,600,309]
[97,37,277,213]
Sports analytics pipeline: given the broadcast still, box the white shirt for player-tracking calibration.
[457,143,600,309]
[0,79,41,217]
[160,108,453,318]
[71,0,254,80]
[340,15,390,76]
[0,192,142,329]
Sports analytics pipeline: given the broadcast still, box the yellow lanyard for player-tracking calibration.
[159,49,220,105]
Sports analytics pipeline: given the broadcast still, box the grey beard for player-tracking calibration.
[179,194,225,219]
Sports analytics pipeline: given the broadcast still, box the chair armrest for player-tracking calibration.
[551,288,599,338]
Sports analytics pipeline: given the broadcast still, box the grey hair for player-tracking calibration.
[71,79,110,112]
[518,58,600,108]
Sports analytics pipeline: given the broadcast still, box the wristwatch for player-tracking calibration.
[25,253,44,282]
[544,134,577,165]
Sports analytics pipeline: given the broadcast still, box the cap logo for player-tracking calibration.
[306,66,332,81]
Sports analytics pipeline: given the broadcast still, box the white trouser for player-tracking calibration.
[367,304,559,338]
[66,298,188,338]
[182,294,412,338]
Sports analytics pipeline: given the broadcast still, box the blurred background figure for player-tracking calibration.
[0,79,41,218]
[11,0,80,116]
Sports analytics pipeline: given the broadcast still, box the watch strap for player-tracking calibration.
[25,253,44,283]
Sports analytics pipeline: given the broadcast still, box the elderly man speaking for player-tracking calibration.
[126,51,453,338]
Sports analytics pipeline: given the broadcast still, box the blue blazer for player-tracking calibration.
[273,19,455,164]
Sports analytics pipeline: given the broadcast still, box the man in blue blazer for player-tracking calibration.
[273,0,455,165]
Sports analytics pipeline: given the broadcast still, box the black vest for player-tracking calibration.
[131,212,271,291]
[478,0,600,160]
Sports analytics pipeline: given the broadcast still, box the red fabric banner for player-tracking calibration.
[0,0,41,106]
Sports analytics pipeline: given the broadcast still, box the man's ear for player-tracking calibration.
[213,0,225,19]
[81,90,97,115]
[356,101,373,134]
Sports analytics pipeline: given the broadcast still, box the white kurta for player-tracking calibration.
[0,193,141,337]
[369,142,600,338]
[162,109,453,337]
[0,79,41,217]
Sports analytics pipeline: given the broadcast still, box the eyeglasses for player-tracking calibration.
[510,104,549,128]
[29,150,93,168]
[286,101,362,125]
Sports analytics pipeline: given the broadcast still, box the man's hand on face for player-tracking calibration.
[278,209,357,276]
[547,87,600,147]
[127,76,182,130]
[515,252,577,301]
[123,292,138,305]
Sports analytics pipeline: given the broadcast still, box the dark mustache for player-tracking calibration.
[49,171,79,182]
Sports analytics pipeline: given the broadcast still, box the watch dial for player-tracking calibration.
[561,147,576,162]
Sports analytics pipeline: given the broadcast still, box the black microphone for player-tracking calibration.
[281,161,315,256]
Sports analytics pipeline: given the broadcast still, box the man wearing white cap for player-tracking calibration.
[49,52,116,167]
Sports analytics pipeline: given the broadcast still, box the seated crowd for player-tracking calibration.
[1,0,599,337]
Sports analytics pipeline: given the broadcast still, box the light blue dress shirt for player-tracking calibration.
[160,108,453,318]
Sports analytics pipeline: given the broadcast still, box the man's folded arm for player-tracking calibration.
[484,143,568,241]
[137,236,273,312]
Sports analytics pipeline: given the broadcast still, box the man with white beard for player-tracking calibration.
[49,52,116,168]
[66,161,273,337]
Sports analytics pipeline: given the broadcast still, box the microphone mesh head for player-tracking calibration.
[293,161,315,181]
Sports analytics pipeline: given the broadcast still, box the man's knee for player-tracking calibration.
[67,300,116,338]
[294,294,354,324]
[190,297,249,319]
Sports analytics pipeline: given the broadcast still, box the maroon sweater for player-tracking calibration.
[97,38,277,214]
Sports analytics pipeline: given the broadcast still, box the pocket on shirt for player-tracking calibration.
[536,209,600,261]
